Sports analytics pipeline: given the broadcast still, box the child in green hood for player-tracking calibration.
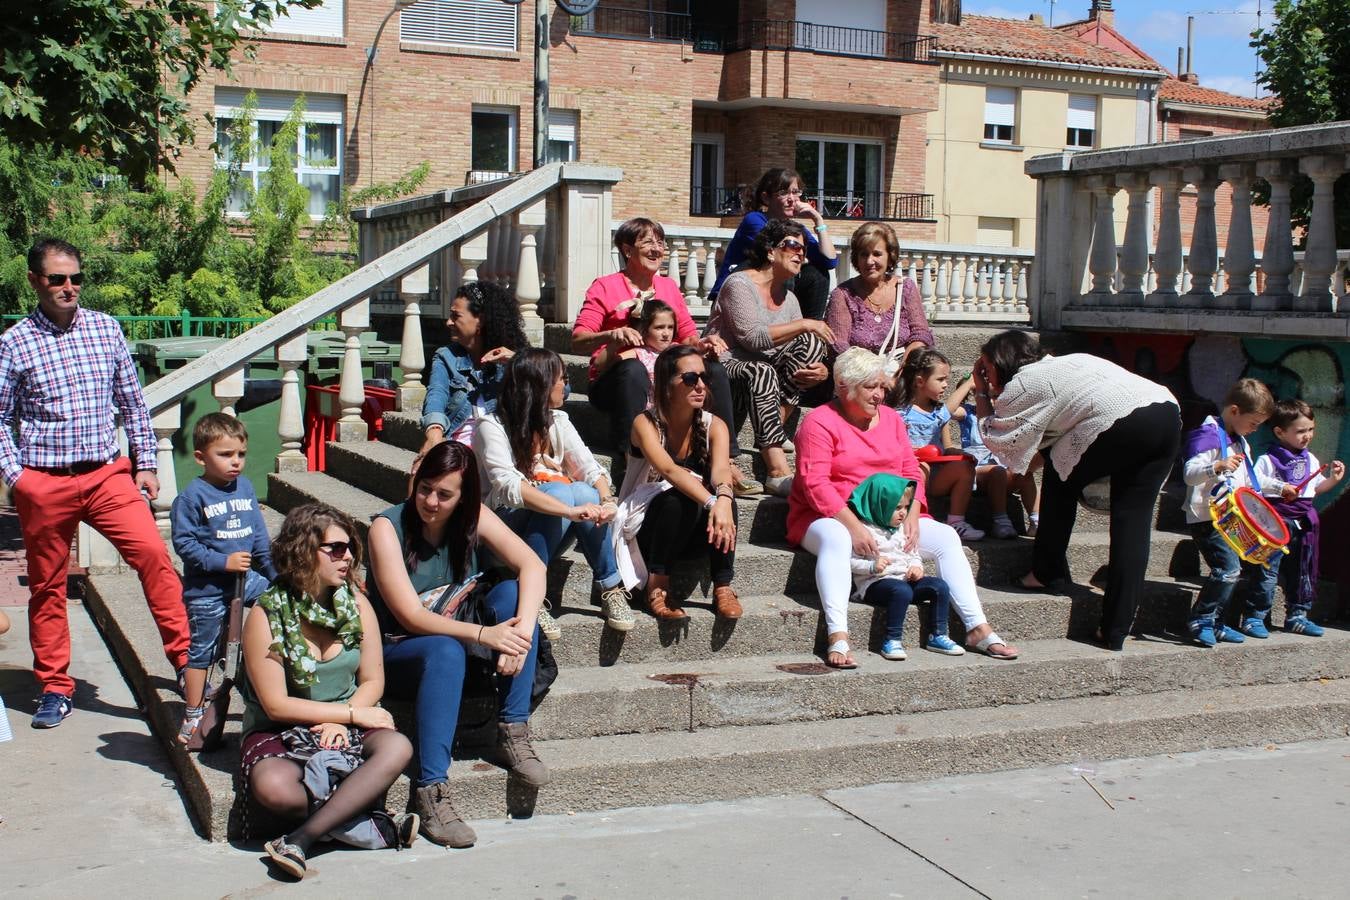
[847,473,964,660]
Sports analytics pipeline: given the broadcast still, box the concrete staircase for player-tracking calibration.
[83,324,1350,841]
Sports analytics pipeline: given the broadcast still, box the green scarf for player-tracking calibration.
[256,582,363,688]
[847,474,915,534]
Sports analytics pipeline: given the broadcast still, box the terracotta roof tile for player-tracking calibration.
[930,14,1165,72]
[1159,78,1274,112]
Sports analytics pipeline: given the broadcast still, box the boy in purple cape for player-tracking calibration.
[1253,399,1345,637]
[1180,378,1280,647]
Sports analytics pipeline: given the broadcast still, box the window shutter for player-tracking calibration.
[263,0,344,38]
[984,87,1015,126]
[400,0,518,50]
[1067,94,1096,130]
[548,110,577,143]
[215,89,344,123]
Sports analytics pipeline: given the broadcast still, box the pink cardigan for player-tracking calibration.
[574,272,699,382]
[787,403,927,546]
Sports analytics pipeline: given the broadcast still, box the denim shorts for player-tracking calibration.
[185,570,271,668]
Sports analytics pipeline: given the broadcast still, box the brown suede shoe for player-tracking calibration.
[712,586,742,620]
[409,782,477,848]
[495,722,551,787]
[648,584,687,621]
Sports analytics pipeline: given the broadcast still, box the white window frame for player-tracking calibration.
[400,0,518,51]
[261,0,344,38]
[984,86,1016,144]
[546,109,579,164]
[214,89,344,219]
[1066,94,1097,150]
[470,105,518,179]
[690,133,725,215]
[796,133,886,218]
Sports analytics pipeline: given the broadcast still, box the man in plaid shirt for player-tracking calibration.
[0,238,188,729]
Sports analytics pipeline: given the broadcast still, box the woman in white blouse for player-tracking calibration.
[474,348,634,635]
[973,331,1180,651]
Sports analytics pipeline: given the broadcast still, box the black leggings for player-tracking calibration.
[789,263,831,320]
[636,489,736,586]
[590,358,738,456]
[1032,402,1181,647]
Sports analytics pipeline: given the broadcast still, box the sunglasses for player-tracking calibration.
[43,272,84,287]
[777,239,806,255]
[675,371,709,387]
[318,541,353,560]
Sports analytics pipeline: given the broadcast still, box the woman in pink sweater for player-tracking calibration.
[788,348,1019,667]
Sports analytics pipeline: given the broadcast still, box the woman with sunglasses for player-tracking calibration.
[616,345,740,621]
[710,167,838,319]
[239,503,417,880]
[366,441,549,849]
[474,348,634,635]
[573,217,752,492]
[704,219,833,497]
[417,281,530,464]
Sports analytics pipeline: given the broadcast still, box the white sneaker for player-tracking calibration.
[950,520,985,542]
[765,474,793,497]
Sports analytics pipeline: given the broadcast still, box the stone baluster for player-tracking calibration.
[1148,170,1185,307]
[920,255,935,312]
[151,406,180,534]
[1000,258,1016,311]
[514,200,547,344]
[275,333,309,473]
[1181,167,1219,306]
[961,256,977,314]
[459,232,489,284]
[935,256,951,310]
[1297,155,1344,312]
[1290,261,1304,297]
[1085,176,1119,304]
[1116,172,1151,305]
[702,242,720,298]
[212,368,245,416]
[1016,261,1029,311]
[396,261,433,413]
[683,240,703,301]
[905,256,918,286]
[1218,163,1257,308]
[1213,261,1226,295]
[1253,160,1296,311]
[975,257,992,313]
[337,299,371,443]
[666,241,681,285]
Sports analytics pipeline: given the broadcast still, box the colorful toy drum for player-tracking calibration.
[1209,485,1290,566]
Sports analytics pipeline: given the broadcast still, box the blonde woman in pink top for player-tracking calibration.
[788,348,1020,667]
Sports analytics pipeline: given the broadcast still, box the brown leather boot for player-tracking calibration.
[495,722,551,787]
[647,583,687,620]
[712,585,742,619]
[408,782,477,848]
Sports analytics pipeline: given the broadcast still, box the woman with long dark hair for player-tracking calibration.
[615,345,739,621]
[710,167,838,318]
[239,503,416,880]
[366,441,548,849]
[418,281,530,458]
[474,348,633,634]
[704,218,833,496]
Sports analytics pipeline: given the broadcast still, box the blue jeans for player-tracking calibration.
[382,580,538,787]
[499,481,621,590]
[1189,523,1271,625]
[861,576,952,643]
[1256,519,1314,620]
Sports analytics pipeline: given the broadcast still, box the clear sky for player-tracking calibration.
[963,0,1270,98]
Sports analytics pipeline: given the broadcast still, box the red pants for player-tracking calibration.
[12,458,188,696]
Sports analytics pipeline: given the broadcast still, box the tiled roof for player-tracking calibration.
[1159,78,1274,112]
[929,14,1166,72]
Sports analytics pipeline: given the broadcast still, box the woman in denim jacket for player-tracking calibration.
[418,282,530,460]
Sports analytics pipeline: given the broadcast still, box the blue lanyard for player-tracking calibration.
[1215,424,1258,487]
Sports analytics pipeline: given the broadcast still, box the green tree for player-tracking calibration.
[1252,0,1350,245]
[0,1,318,181]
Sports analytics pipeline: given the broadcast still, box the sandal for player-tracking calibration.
[825,639,858,669]
[966,631,1019,660]
[264,835,307,879]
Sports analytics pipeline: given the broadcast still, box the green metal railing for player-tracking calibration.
[1,310,337,340]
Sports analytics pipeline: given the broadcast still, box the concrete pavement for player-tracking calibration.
[1,602,1348,898]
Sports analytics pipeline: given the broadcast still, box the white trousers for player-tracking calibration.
[801,517,988,637]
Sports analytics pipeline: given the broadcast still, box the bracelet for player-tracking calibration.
[814,223,829,233]
[703,494,717,511]
[347,702,353,725]
[478,624,486,644]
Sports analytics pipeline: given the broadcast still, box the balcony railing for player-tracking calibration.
[570,11,935,63]
[691,186,934,222]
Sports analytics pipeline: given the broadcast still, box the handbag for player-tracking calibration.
[186,573,245,753]
[874,279,906,378]
[419,571,482,618]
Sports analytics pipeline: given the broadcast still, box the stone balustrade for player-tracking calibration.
[1029,121,1350,336]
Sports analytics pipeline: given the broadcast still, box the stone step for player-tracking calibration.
[82,564,1350,840]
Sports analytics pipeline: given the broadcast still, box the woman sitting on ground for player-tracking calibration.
[615,345,740,622]
[475,348,634,636]
[824,221,932,373]
[366,441,549,849]
[240,503,416,881]
[418,281,529,458]
[711,167,839,319]
[704,219,833,497]
[788,348,1020,667]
